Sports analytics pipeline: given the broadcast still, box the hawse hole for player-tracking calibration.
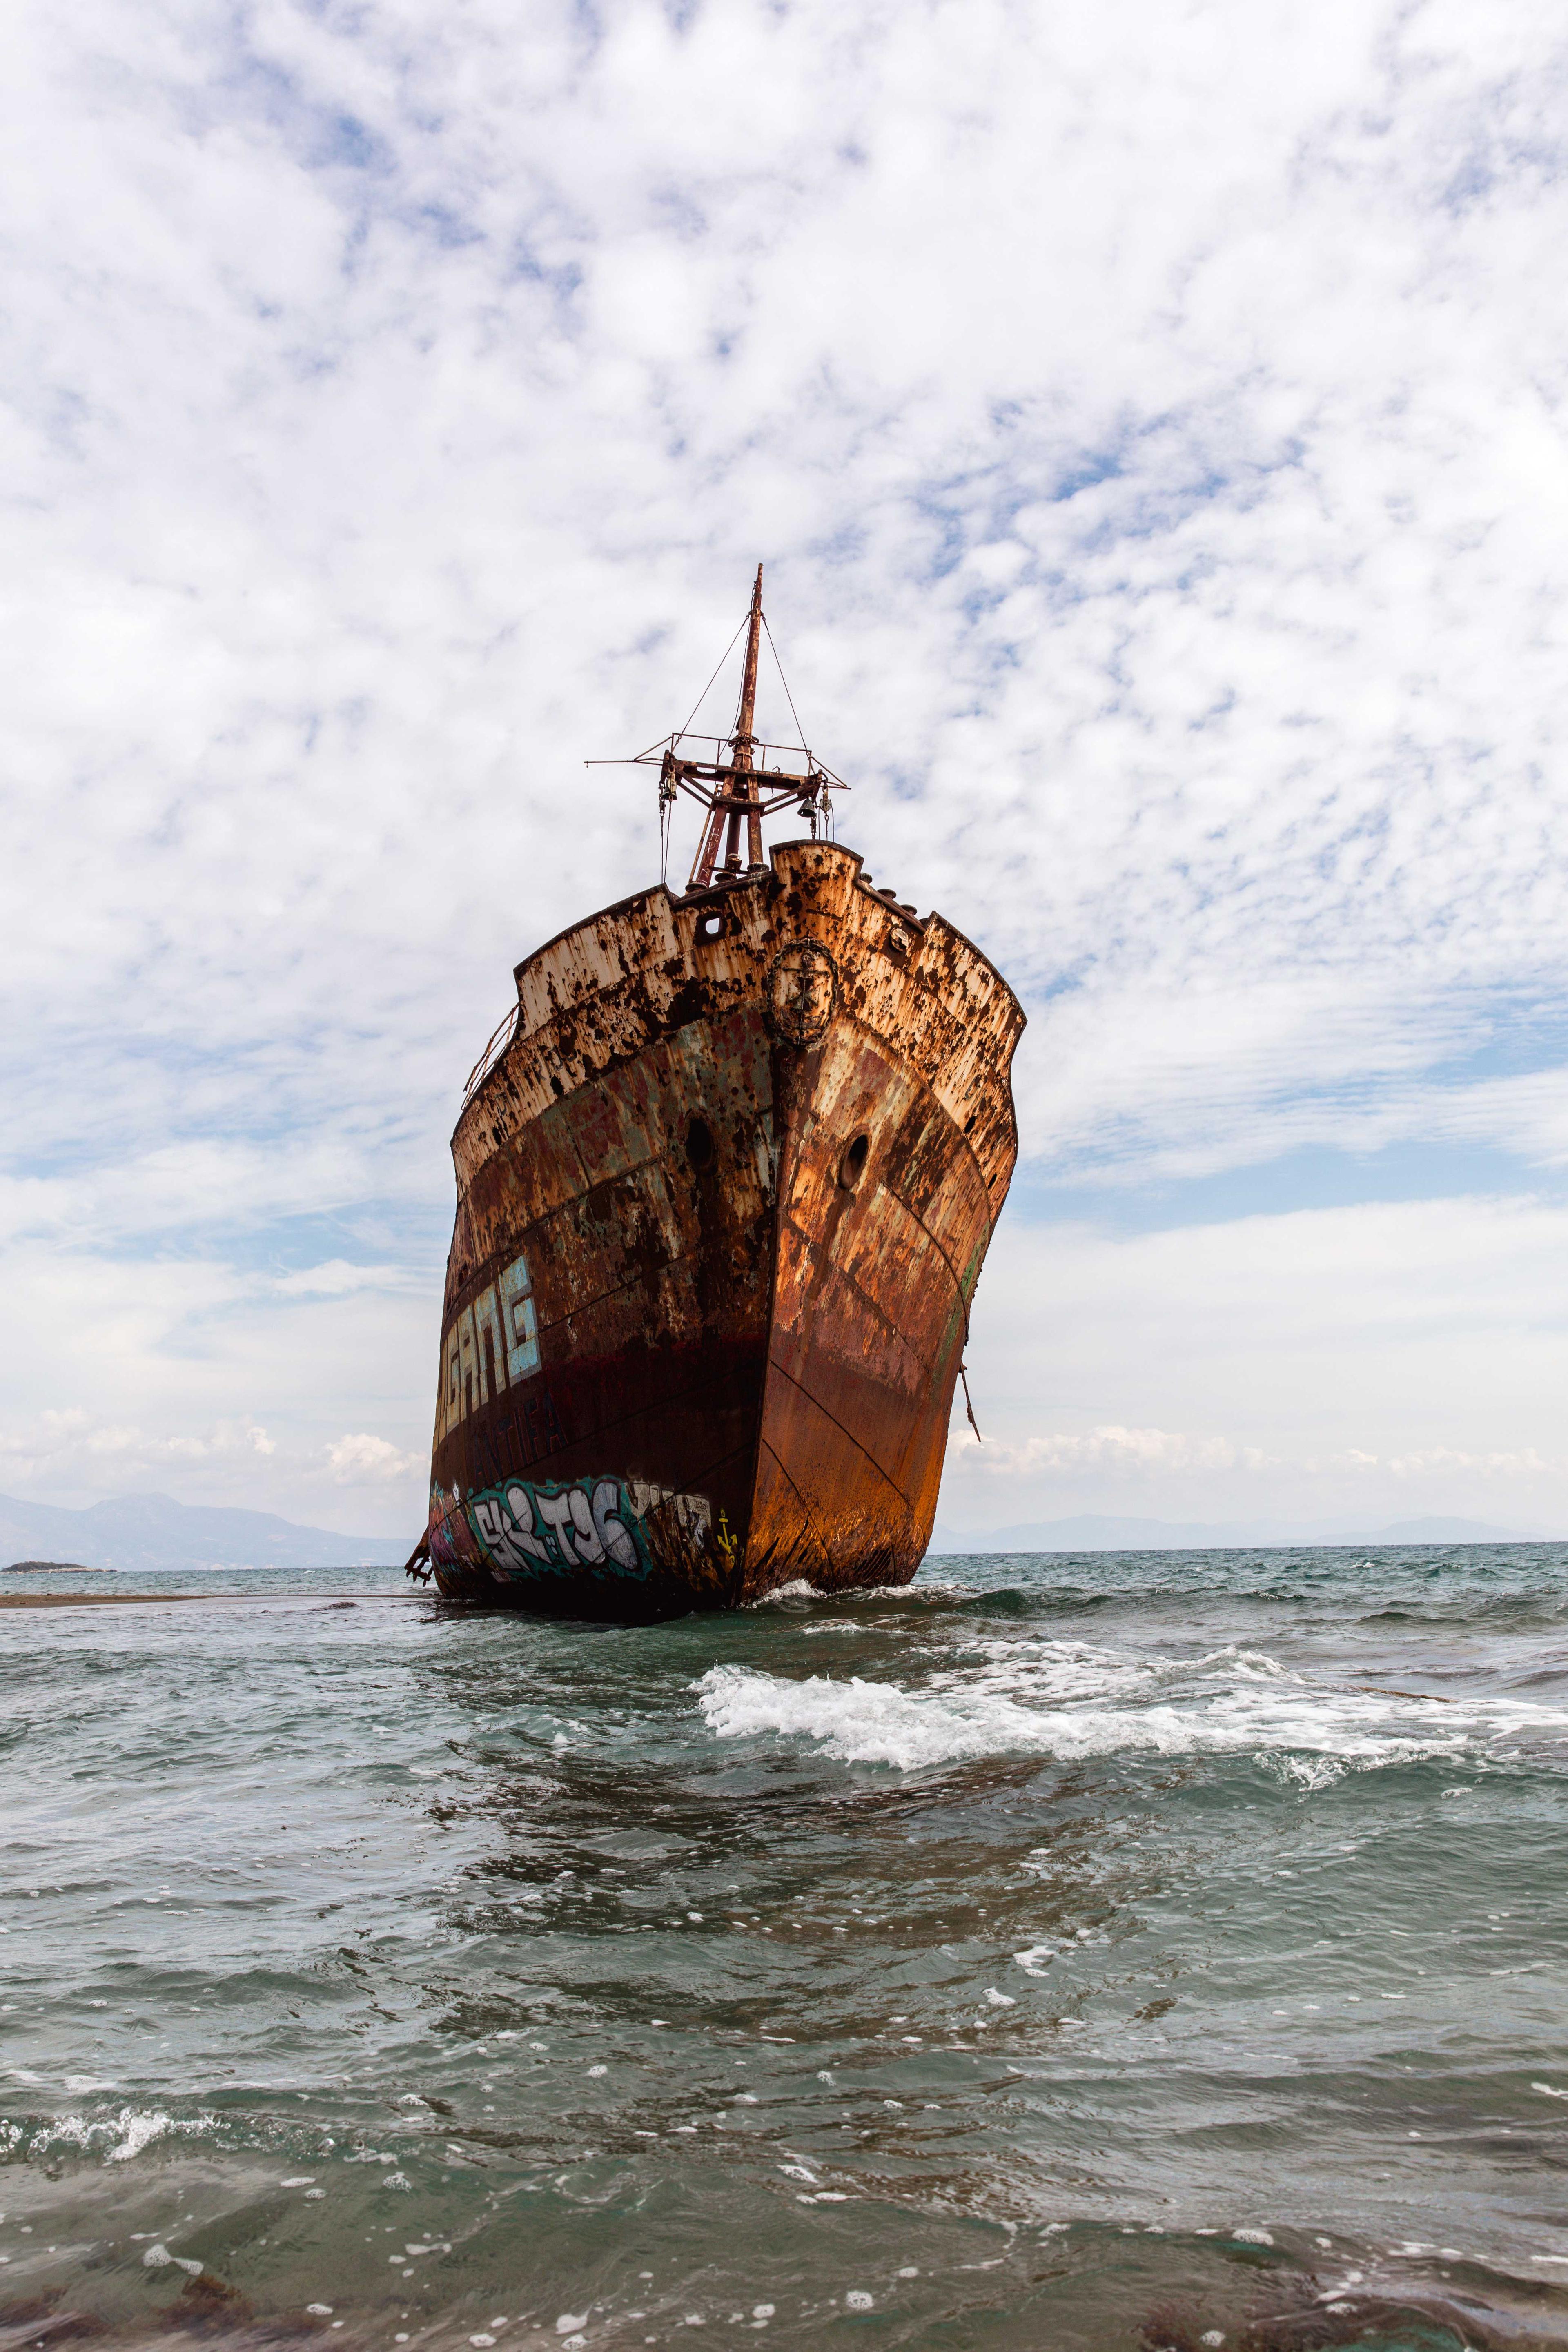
[686,1117,715,1171]
[840,1132,870,1188]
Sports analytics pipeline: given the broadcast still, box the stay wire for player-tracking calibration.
[677,612,749,746]
[762,612,808,751]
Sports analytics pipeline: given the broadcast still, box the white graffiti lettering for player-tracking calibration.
[592,1478,641,1570]
[470,1495,510,1563]
[500,1484,552,1565]
[472,1488,556,1577]
[459,1474,657,1581]
[566,1486,605,1564]
[533,1488,578,1564]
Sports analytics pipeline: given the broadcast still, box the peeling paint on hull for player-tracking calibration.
[423,840,1022,1619]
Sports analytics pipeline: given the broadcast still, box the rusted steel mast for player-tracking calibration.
[690,564,766,888]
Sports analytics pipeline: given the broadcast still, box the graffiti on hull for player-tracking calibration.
[428,1472,715,1587]
[472,1474,648,1581]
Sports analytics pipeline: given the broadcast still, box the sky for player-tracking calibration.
[7,0,1568,1539]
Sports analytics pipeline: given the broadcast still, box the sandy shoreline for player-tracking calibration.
[0,1590,413,1608]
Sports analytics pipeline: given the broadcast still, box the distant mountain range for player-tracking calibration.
[927,1511,1558,1553]
[0,1491,411,1572]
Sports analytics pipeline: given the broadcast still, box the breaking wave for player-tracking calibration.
[11,2105,218,2164]
[695,1635,1567,1776]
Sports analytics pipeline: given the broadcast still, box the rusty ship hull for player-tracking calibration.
[421,837,1022,1618]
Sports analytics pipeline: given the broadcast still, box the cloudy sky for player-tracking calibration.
[8,0,1568,1539]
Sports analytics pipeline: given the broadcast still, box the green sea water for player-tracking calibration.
[2,1547,1566,2350]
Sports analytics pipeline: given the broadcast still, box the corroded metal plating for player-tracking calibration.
[421,837,1022,1617]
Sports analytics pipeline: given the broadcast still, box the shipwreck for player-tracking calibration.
[412,568,1023,1616]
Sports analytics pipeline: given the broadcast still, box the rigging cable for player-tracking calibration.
[677,611,749,746]
[663,603,750,884]
[762,611,808,749]
[959,1361,984,1444]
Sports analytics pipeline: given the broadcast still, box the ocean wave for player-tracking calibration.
[18,2105,218,2163]
[694,1648,1562,1775]
[746,1578,973,1610]
[909,1559,1568,1629]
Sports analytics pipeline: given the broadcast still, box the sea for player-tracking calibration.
[2,1545,1566,2352]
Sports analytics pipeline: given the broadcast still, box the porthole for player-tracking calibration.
[686,1116,715,1172]
[839,1132,870,1189]
[696,911,727,942]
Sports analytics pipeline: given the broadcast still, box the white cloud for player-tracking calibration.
[0,1244,434,1528]
[324,1433,419,1484]
[1384,1447,1553,1479]
[952,1427,1258,1477]
[949,1422,1566,1497]
[6,0,1568,1522]
[0,1410,276,1479]
[273,1262,413,1300]
[943,1194,1568,1527]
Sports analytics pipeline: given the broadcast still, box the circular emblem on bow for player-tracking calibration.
[765,941,838,1048]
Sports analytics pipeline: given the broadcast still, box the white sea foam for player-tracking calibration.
[28,2106,201,2165]
[695,1634,1565,1775]
[746,1578,968,1610]
[109,2111,174,2163]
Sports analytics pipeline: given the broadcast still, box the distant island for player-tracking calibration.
[3,1559,102,1573]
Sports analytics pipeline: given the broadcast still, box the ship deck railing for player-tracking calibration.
[659,730,822,779]
[461,1005,520,1109]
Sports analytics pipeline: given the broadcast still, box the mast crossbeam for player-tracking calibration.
[590,565,851,888]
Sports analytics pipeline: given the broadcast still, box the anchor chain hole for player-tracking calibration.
[687,1117,715,1172]
[839,1133,870,1189]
